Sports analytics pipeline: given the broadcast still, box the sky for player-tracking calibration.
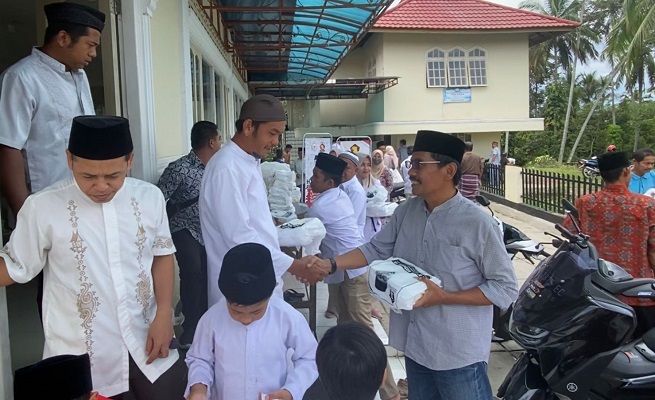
[388,0,613,78]
[485,0,611,77]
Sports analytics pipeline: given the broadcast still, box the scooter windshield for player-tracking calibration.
[513,251,595,326]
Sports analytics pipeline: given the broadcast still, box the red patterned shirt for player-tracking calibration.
[565,184,655,306]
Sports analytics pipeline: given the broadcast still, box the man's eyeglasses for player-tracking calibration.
[404,159,440,170]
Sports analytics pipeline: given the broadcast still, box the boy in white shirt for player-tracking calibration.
[185,243,318,400]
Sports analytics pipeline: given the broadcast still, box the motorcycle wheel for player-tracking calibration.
[583,167,595,178]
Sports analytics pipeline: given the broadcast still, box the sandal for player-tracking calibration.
[284,289,305,302]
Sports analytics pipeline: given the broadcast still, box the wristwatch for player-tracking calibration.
[328,258,337,275]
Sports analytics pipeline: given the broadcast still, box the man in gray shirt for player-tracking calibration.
[310,130,518,400]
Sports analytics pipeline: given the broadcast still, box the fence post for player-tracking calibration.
[504,166,523,203]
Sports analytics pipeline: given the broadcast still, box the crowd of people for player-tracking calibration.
[0,13,520,394]
[14,3,655,400]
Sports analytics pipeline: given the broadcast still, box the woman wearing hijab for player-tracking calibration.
[384,146,399,170]
[357,153,384,241]
[371,149,393,198]
[356,153,388,322]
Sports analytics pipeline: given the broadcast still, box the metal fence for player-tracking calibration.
[481,164,505,197]
[522,168,603,214]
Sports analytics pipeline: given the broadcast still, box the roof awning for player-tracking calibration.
[250,76,399,99]
[205,0,394,96]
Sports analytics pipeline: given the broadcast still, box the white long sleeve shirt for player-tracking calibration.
[340,175,367,237]
[0,178,178,396]
[200,141,293,307]
[0,48,94,192]
[185,297,318,400]
[306,187,367,283]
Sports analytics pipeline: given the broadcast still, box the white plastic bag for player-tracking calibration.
[369,258,442,312]
[271,210,297,223]
[277,218,327,255]
[290,188,302,204]
[273,169,296,184]
[366,202,398,218]
[366,185,388,204]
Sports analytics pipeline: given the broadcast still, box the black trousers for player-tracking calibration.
[111,355,187,400]
[172,229,208,344]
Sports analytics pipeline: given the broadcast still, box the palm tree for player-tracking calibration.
[590,0,624,124]
[619,40,655,149]
[520,0,599,163]
[576,72,602,104]
[568,0,655,161]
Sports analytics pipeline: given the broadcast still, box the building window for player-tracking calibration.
[425,47,488,88]
[468,48,487,86]
[190,48,225,134]
[426,49,446,87]
[447,48,468,87]
[452,133,472,142]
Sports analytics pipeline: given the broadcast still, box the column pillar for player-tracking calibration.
[120,0,159,182]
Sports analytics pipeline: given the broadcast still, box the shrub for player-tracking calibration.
[526,155,559,168]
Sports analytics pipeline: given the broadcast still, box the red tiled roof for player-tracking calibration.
[373,0,580,31]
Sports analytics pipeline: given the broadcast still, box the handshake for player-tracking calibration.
[289,255,333,285]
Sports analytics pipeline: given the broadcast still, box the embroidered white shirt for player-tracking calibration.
[0,48,95,192]
[185,297,318,400]
[200,141,294,307]
[0,178,178,397]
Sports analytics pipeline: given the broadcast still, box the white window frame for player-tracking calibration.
[447,48,469,88]
[468,47,488,87]
[425,46,488,88]
[425,48,447,88]
[190,47,226,138]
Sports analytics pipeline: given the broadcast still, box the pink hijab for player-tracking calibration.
[385,146,399,170]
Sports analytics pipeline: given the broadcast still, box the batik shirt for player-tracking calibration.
[566,184,655,306]
[157,151,205,245]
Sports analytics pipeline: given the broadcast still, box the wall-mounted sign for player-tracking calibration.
[443,87,472,103]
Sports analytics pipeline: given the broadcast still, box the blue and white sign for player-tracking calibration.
[443,88,472,103]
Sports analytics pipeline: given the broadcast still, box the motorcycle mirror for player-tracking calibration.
[562,199,579,220]
[476,195,491,207]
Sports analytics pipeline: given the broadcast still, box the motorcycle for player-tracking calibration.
[497,199,655,399]
[476,195,550,263]
[578,157,600,178]
[477,194,550,342]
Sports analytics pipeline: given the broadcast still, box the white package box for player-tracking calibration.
[276,218,326,255]
[369,258,442,312]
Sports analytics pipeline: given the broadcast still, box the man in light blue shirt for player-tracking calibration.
[629,148,655,194]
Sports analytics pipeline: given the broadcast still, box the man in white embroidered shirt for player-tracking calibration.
[0,116,186,399]
[310,131,518,400]
[200,94,327,307]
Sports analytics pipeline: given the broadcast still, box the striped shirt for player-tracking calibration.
[359,193,518,370]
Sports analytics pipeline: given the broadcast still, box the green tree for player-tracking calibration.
[520,0,599,163]
[571,0,655,158]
